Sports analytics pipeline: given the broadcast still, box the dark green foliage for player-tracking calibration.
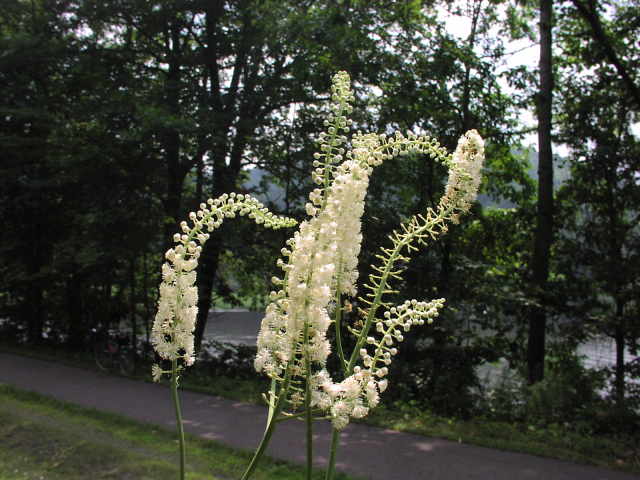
[479,349,640,436]
[524,352,607,430]
[196,341,261,380]
[553,0,640,413]
[388,343,499,418]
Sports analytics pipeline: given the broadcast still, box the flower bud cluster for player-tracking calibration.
[256,73,374,380]
[362,298,445,374]
[309,369,373,430]
[309,299,444,430]
[152,194,296,381]
[311,71,354,199]
[375,130,451,164]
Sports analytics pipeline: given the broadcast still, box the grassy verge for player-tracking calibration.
[0,384,356,480]
[2,343,639,475]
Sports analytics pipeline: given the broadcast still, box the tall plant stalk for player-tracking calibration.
[240,368,292,480]
[153,71,484,480]
[249,73,484,479]
[151,194,296,480]
[170,359,186,480]
[324,430,340,480]
[304,323,314,479]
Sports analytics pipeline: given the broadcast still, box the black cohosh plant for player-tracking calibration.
[152,71,485,480]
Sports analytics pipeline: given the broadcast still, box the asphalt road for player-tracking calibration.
[0,352,637,480]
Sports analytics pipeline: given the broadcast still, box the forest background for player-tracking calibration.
[1,0,639,462]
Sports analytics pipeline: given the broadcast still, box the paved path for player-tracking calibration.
[0,352,637,480]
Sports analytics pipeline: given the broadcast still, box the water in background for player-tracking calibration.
[204,309,262,346]
[205,310,639,390]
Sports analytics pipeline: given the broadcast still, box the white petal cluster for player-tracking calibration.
[442,129,485,211]
[252,71,485,432]
[254,125,446,379]
[152,241,201,367]
[152,194,296,381]
[255,74,383,379]
[311,298,445,430]
[255,142,377,377]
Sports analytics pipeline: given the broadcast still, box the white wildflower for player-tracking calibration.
[151,364,164,382]
[151,194,296,381]
[443,129,485,210]
[251,72,485,432]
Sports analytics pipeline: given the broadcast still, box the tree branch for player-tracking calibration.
[571,0,640,109]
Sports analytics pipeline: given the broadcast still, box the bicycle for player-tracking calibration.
[92,327,136,376]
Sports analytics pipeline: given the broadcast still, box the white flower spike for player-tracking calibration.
[152,194,296,380]
[254,72,485,430]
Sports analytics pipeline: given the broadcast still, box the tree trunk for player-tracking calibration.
[23,253,44,345]
[66,271,84,350]
[194,232,224,351]
[614,300,626,408]
[191,1,232,353]
[26,219,45,344]
[25,282,44,345]
[164,134,184,244]
[162,15,187,248]
[193,123,251,352]
[461,0,482,132]
[129,257,137,365]
[194,160,236,352]
[142,252,152,343]
[528,0,554,385]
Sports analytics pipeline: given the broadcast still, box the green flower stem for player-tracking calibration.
[334,270,346,371]
[346,241,403,374]
[265,377,277,427]
[275,410,315,422]
[325,207,455,480]
[304,319,313,480]
[324,429,340,480]
[170,359,186,480]
[346,206,453,375]
[240,367,292,480]
[324,232,404,480]
[305,382,313,479]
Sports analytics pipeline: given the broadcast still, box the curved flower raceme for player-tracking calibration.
[312,298,446,429]
[151,194,296,382]
[254,71,485,430]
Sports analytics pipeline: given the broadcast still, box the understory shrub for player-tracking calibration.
[524,351,607,431]
[197,340,259,379]
[388,342,496,418]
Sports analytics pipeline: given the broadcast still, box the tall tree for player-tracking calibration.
[527,0,554,384]
[338,0,536,411]
[555,0,640,407]
[85,0,450,351]
[0,0,164,346]
[0,0,77,343]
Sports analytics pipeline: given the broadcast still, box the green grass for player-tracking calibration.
[0,384,357,480]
